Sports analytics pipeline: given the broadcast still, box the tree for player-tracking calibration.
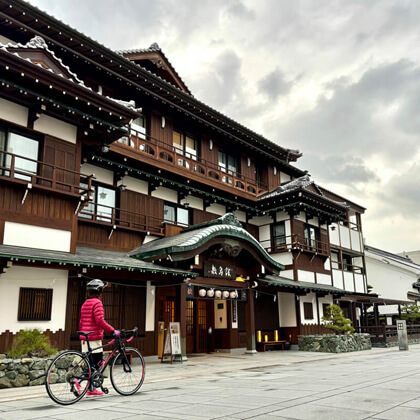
[400,304,420,325]
[322,304,355,335]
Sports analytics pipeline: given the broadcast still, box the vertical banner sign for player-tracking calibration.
[240,289,248,301]
[186,285,194,298]
[162,322,183,364]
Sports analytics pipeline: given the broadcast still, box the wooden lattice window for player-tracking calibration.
[18,288,53,321]
[303,302,314,320]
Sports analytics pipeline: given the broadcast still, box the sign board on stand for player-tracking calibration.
[161,322,183,364]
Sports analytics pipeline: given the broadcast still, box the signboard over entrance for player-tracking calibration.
[204,262,236,280]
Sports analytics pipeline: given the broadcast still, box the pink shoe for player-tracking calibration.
[86,389,104,397]
[74,381,81,394]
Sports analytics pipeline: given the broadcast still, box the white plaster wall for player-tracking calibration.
[0,35,14,44]
[281,270,294,280]
[332,269,344,289]
[4,222,71,252]
[329,224,339,246]
[278,292,297,327]
[280,172,291,183]
[181,195,203,210]
[307,216,320,227]
[80,163,114,185]
[300,292,318,324]
[339,225,351,249]
[248,215,273,226]
[118,176,148,195]
[271,253,293,266]
[34,114,77,144]
[206,203,226,216]
[343,272,355,291]
[317,273,332,285]
[145,281,155,332]
[298,270,315,283]
[293,212,306,223]
[151,186,177,203]
[275,211,289,222]
[0,266,68,333]
[318,295,333,322]
[324,258,331,271]
[259,225,270,245]
[354,274,365,293]
[143,235,160,244]
[351,229,362,252]
[233,210,246,223]
[0,97,28,127]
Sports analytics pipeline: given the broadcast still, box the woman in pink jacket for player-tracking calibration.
[79,279,119,397]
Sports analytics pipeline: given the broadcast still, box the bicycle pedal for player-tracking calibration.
[102,387,109,394]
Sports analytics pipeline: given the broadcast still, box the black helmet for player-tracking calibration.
[87,279,108,293]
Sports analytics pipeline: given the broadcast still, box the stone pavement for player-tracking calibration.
[1,345,420,419]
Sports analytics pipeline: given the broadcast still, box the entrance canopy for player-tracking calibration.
[130,213,284,274]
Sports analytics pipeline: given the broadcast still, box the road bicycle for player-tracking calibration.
[45,327,145,405]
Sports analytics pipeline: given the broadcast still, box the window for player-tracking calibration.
[163,203,189,226]
[272,222,286,250]
[303,302,314,320]
[342,254,353,272]
[131,116,146,140]
[18,288,53,321]
[218,150,240,177]
[322,303,331,317]
[304,225,318,249]
[173,129,198,160]
[79,182,116,222]
[0,128,39,181]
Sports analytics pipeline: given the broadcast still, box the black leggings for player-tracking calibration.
[89,352,103,369]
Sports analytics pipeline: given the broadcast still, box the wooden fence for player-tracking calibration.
[356,324,420,344]
[300,324,333,335]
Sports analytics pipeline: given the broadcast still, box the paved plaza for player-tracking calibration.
[1,346,420,419]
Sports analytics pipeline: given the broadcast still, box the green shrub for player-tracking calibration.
[322,304,355,335]
[8,329,57,358]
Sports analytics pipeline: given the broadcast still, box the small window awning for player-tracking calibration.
[0,244,195,277]
[339,295,412,306]
[262,275,356,295]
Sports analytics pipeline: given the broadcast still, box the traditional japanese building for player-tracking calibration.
[0,0,370,356]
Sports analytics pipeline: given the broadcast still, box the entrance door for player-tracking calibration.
[196,300,213,353]
[186,300,194,354]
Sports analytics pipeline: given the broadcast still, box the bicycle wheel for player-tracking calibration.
[110,347,145,395]
[45,350,91,405]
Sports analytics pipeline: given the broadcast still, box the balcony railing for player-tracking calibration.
[0,150,92,197]
[113,129,268,196]
[78,201,186,236]
[261,234,330,257]
[331,261,364,274]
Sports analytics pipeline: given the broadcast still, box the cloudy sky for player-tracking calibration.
[29,0,420,253]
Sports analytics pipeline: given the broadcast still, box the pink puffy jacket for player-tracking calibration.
[79,297,114,341]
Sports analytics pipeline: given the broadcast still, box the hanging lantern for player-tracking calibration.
[199,289,207,297]
[222,290,230,299]
[230,291,237,299]
[207,289,214,298]
[215,290,222,299]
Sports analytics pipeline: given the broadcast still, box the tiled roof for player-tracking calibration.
[130,213,284,272]
[365,245,420,273]
[0,244,194,277]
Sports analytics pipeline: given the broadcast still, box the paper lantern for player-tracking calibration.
[207,289,214,298]
[199,289,207,297]
[230,291,237,299]
[215,290,222,298]
[222,291,230,299]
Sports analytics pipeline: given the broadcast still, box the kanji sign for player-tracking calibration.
[204,262,236,280]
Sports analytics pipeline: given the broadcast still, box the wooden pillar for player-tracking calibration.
[178,283,187,358]
[245,289,256,353]
[398,304,401,320]
[374,303,379,326]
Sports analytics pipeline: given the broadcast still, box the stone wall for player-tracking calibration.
[0,353,58,388]
[298,333,371,353]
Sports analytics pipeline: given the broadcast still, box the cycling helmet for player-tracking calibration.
[87,279,108,293]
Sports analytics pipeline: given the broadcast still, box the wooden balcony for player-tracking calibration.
[262,234,330,257]
[0,150,92,198]
[111,130,268,199]
[78,202,187,236]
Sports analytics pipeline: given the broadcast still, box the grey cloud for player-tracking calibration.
[225,1,256,20]
[258,67,294,100]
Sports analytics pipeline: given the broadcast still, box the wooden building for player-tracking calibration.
[0,0,369,356]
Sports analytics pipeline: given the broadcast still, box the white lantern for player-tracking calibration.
[230,291,237,299]
[215,290,222,298]
[199,289,207,297]
[222,290,230,299]
[207,289,214,298]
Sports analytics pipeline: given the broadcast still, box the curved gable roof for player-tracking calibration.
[129,213,284,273]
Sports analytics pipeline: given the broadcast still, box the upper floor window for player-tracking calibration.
[218,150,240,177]
[0,128,39,182]
[272,221,286,250]
[173,129,198,160]
[164,203,189,226]
[131,116,146,140]
[79,182,116,223]
[304,225,318,248]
